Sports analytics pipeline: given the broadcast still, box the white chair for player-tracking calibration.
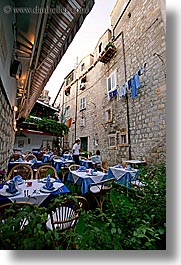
[89,178,115,213]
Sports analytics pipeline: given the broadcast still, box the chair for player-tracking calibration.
[101,160,109,173]
[46,196,87,232]
[69,164,80,172]
[88,178,115,213]
[79,156,88,160]
[7,164,34,181]
[35,165,58,180]
[0,202,33,231]
[24,154,37,162]
[9,153,24,162]
[59,166,69,183]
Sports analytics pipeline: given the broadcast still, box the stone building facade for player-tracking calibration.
[53,0,166,166]
[0,80,15,169]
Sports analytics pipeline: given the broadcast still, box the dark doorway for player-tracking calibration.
[80,137,88,152]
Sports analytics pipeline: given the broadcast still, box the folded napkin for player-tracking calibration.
[18,157,23,162]
[6,181,18,193]
[126,165,132,170]
[89,169,95,175]
[78,166,87,172]
[13,175,23,183]
[31,158,37,163]
[115,164,121,168]
[44,180,54,190]
[45,174,51,181]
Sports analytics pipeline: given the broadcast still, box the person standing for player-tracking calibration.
[72,139,80,165]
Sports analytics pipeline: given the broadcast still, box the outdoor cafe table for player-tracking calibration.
[8,160,44,174]
[52,158,74,172]
[0,179,70,207]
[67,170,110,194]
[124,160,146,168]
[42,153,53,163]
[79,159,92,169]
[108,166,140,188]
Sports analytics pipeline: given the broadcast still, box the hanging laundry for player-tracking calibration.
[131,77,137,99]
[138,63,146,76]
[134,71,140,89]
[108,91,113,100]
[120,85,127,97]
[113,88,118,97]
[128,79,132,89]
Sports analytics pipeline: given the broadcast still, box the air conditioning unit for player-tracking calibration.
[80,84,86,90]
[80,118,85,127]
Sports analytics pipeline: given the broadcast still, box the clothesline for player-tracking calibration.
[108,63,146,100]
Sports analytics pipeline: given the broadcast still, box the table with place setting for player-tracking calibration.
[79,159,93,169]
[51,158,74,172]
[108,164,140,188]
[8,159,44,174]
[0,177,70,207]
[67,167,112,194]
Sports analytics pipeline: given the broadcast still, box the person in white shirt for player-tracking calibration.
[91,150,101,169]
[72,139,80,164]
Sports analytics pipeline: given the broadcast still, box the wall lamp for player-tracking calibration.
[13,106,18,112]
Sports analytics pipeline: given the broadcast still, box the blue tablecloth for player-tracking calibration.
[52,159,74,172]
[8,160,44,173]
[108,167,139,189]
[62,154,72,160]
[79,159,92,169]
[0,179,70,207]
[42,154,53,163]
[67,170,109,194]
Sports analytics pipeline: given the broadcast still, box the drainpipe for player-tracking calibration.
[74,57,79,142]
[112,0,132,159]
[74,79,78,142]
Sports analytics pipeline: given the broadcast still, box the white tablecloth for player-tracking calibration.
[0,179,64,205]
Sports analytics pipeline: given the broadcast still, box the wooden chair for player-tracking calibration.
[46,196,87,232]
[79,156,88,160]
[24,154,37,162]
[69,164,80,172]
[101,160,109,173]
[9,153,24,162]
[0,202,33,231]
[35,165,59,180]
[7,164,34,181]
[88,178,115,213]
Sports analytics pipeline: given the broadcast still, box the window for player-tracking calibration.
[105,108,112,123]
[108,135,116,147]
[120,134,126,144]
[119,128,128,146]
[80,118,85,127]
[107,71,116,92]
[81,63,85,72]
[65,87,70,96]
[80,97,86,111]
[99,43,102,53]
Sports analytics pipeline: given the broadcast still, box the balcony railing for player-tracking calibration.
[99,43,117,64]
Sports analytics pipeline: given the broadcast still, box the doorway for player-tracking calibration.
[80,137,88,152]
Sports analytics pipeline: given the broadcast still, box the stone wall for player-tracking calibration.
[54,0,166,165]
[0,79,15,170]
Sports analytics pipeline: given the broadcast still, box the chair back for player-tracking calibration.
[0,202,33,230]
[79,156,88,160]
[7,164,34,180]
[89,178,115,194]
[24,154,37,162]
[101,160,109,173]
[46,196,87,232]
[69,164,80,172]
[35,165,58,180]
